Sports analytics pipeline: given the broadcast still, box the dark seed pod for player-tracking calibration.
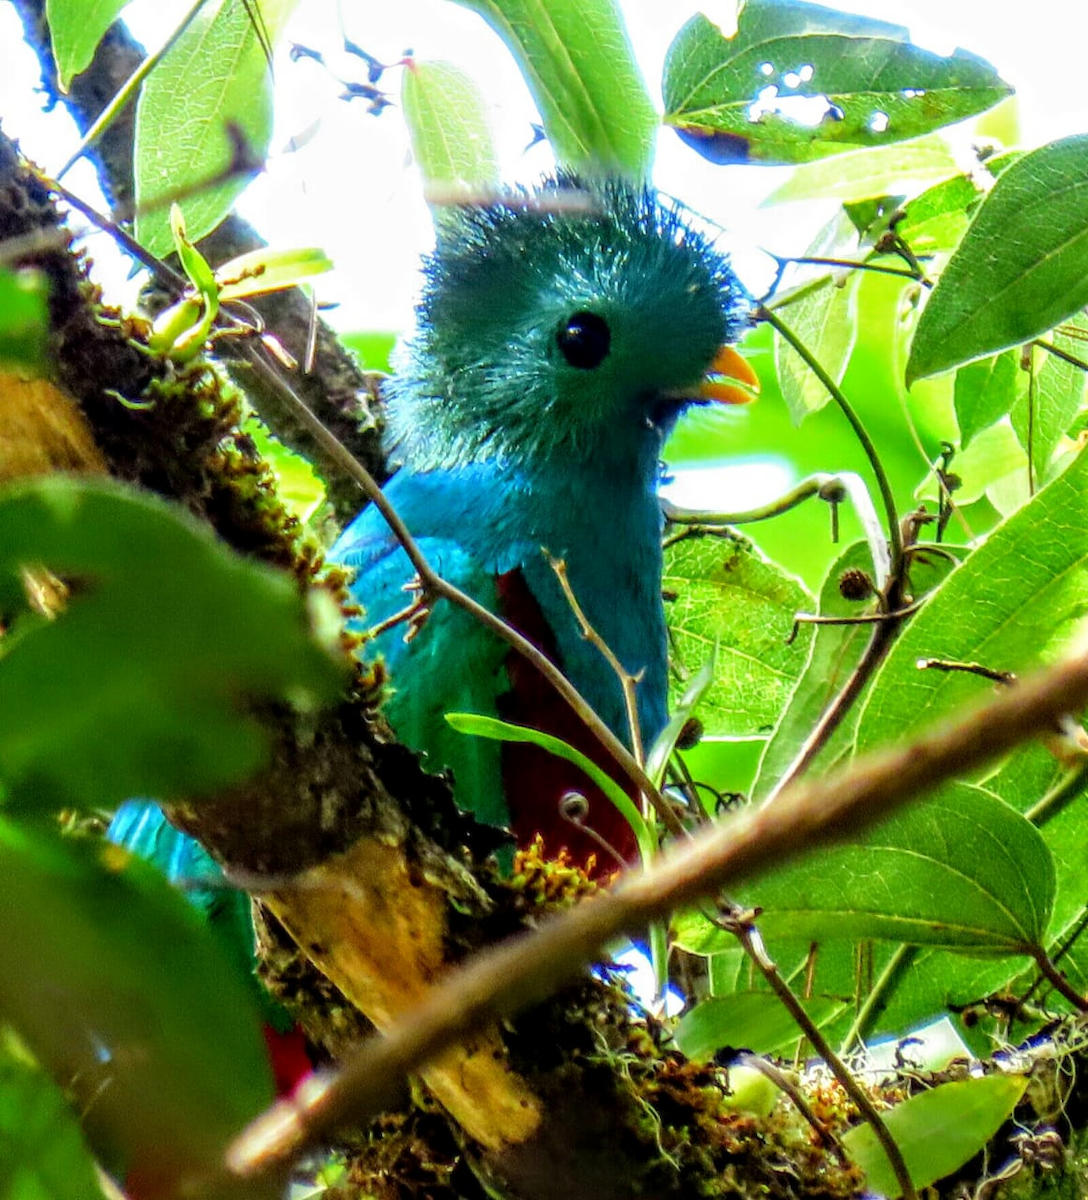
[676,717,703,751]
[838,567,875,601]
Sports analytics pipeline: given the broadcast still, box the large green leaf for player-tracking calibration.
[663,6,1009,165]
[0,476,346,809]
[856,443,1088,746]
[0,818,273,1184]
[401,60,499,195]
[45,0,130,90]
[907,135,1088,382]
[453,0,656,180]
[747,782,1053,952]
[134,0,296,258]
[663,531,814,737]
[843,1075,1027,1198]
[0,1036,107,1199]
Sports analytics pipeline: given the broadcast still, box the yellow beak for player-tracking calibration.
[698,345,760,405]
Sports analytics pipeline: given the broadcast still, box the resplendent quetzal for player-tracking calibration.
[109,175,753,1058]
[334,175,754,872]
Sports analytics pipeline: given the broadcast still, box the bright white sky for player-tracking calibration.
[1,0,1085,335]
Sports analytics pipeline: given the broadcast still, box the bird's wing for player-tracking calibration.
[334,492,512,829]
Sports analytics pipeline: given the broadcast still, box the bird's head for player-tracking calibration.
[386,177,755,473]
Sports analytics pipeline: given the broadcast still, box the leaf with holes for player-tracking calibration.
[663,7,1010,165]
[664,532,813,738]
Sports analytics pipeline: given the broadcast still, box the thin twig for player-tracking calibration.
[726,916,913,1198]
[661,473,844,528]
[839,945,918,1055]
[223,646,1088,1181]
[1029,945,1088,1012]
[758,305,903,578]
[737,1053,850,1166]
[547,552,645,768]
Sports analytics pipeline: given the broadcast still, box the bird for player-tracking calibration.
[334,175,755,873]
[108,175,754,1074]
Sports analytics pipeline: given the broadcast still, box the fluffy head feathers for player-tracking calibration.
[385,177,749,472]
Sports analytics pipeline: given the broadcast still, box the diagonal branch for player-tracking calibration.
[226,643,1088,1181]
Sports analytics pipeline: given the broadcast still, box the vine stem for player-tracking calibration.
[1028,945,1088,1012]
[224,645,1088,1181]
[758,305,903,579]
[727,915,917,1200]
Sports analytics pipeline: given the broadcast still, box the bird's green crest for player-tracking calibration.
[386,177,749,472]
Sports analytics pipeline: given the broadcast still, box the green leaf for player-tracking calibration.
[857,443,1088,749]
[0,817,273,1180]
[774,274,859,422]
[843,1074,1027,1198]
[954,350,1020,449]
[663,7,1010,166]
[216,245,334,301]
[401,60,499,196]
[45,0,129,91]
[445,712,652,863]
[747,782,1054,951]
[452,0,657,180]
[895,173,982,255]
[134,0,297,258]
[1010,330,1088,483]
[0,269,49,373]
[907,134,1088,382]
[0,1036,107,1199]
[762,134,960,204]
[663,531,814,737]
[752,541,875,802]
[674,992,845,1060]
[0,476,346,809]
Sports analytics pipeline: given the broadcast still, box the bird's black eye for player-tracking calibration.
[556,311,611,369]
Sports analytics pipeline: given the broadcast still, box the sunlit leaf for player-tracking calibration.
[134,0,297,257]
[663,531,814,737]
[452,0,656,179]
[763,135,960,204]
[45,0,128,90]
[908,134,1088,382]
[663,7,1010,165]
[216,245,334,301]
[843,1075,1027,1198]
[954,350,1020,449]
[774,274,859,422]
[401,60,499,196]
[1010,327,1088,483]
[0,476,347,809]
